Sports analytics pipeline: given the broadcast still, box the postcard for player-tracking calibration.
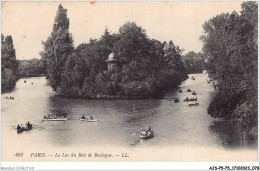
[1,1,258,170]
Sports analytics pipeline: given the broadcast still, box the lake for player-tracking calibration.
[1,73,257,161]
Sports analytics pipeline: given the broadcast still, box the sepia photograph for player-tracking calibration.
[1,1,258,170]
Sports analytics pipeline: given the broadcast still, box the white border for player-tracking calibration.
[0,0,259,170]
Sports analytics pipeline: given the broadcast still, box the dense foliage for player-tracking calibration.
[1,34,18,92]
[201,2,257,126]
[17,58,46,77]
[40,4,74,91]
[182,51,204,74]
[41,5,188,99]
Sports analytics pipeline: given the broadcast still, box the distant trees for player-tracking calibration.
[2,34,46,91]
[201,2,257,126]
[40,4,74,91]
[40,5,188,99]
[17,58,46,77]
[1,34,18,92]
[182,51,204,74]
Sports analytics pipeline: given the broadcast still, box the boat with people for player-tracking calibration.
[186,88,192,92]
[5,96,14,100]
[79,115,97,122]
[184,96,197,102]
[174,98,180,103]
[42,114,67,121]
[17,122,32,133]
[79,114,87,121]
[206,79,212,83]
[140,126,154,139]
[189,102,199,107]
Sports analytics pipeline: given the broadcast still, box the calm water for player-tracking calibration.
[1,73,257,156]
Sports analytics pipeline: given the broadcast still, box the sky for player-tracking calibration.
[1,1,242,60]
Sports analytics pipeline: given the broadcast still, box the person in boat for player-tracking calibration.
[44,114,51,119]
[141,127,146,136]
[147,126,153,132]
[81,115,86,119]
[90,116,94,120]
[26,122,31,128]
[147,131,151,136]
[17,124,21,129]
[145,126,152,136]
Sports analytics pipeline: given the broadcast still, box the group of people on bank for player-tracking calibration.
[5,96,14,100]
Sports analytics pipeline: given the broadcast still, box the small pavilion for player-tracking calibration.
[105,52,118,71]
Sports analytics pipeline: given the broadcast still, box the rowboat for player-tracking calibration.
[189,102,199,107]
[79,118,86,121]
[184,97,197,102]
[79,118,97,122]
[86,119,97,122]
[186,88,192,92]
[174,98,180,103]
[140,130,154,139]
[17,127,32,133]
[42,118,67,121]
[43,113,67,121]
[17,124,32,133]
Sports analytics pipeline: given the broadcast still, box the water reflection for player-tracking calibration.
[1,74,257,151]
[209,120,257,149]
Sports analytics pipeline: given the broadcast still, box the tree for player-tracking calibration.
[201,2,258,126]
[182,51,204,74]
[17,58,46,77]
[44,19,188,99]
[1,34,18,92]
[40,4,74,91]
[113,22,150,66]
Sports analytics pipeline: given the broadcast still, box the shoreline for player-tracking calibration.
[56,93,167,101]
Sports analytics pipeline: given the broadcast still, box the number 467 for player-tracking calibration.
[15,152,23,157]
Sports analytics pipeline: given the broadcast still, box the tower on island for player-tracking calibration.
[105,53,118,71]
